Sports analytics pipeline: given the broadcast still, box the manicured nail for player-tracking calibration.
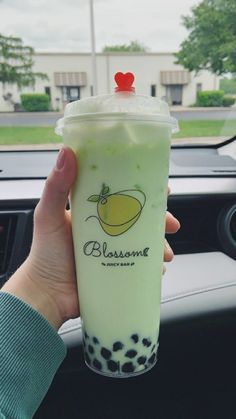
[165,239,174,257]
[171,214,181,227]
[176,219,181,230]
[56,148,66,171]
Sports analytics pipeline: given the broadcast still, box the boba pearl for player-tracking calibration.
[88,344,94,354]
[101,347,112,360]
[84,352,91,365]
[107,360,119,372]
[113,341,124,352]
[84,331,89,339]
[148,353,156,364]
[93,337,99,344]
[131,334,139,343]
[122,362,135,373]
[125,349,137,359]
[137,356,147,365]
[93,359,102,370]
[142,338,152,347]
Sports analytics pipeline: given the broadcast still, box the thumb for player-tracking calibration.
[34,147,77,232]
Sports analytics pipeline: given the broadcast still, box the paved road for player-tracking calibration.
[0,112,63,126]
[171,109,236,120]
[0,108,236,126]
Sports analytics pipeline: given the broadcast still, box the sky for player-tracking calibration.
[0,0,199,53]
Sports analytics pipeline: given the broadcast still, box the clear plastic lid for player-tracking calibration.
[55,72,178,135]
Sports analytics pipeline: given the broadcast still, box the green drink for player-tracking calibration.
[56,73,178,377]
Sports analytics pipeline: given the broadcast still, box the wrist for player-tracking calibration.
[2,262,64,330]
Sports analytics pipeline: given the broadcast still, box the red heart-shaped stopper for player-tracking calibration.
[114,72,135,92]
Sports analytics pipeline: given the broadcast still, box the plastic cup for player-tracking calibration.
[56,75,177,377]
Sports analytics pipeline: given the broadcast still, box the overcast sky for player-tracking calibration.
[1,0,199,52]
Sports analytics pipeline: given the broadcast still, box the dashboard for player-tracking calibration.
[1,140,236,418]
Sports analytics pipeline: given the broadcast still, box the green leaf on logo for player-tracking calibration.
[87,195,100,202]
[102,185,110,195]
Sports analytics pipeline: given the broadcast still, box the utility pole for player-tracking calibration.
[89,0,98,95]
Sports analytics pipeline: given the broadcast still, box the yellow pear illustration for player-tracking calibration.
[86,184,146,236]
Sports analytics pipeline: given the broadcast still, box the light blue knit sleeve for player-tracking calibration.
[0,292,67,419]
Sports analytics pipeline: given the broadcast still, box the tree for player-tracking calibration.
[0,33,48,87]
[102,40,148,53]
[175,0,236,75]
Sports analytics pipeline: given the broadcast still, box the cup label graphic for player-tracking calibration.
[84,184,148,267]
[86,183,146,236]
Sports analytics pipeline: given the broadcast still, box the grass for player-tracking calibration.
[173,119,236,138]
[0,120,235,145]
[0,126,60,145]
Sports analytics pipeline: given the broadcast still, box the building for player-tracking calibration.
[0,52,219,112]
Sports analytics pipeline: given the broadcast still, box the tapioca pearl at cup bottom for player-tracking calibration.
[142,338,152,347]
[84,351,91,365]
[136,364,146,373]
[148,353,156,364]
[101,347,112,360]
[122,362,135,373]
[131,334,139,343]
[88,344,94,354]
[93,337,99,344]
[93,359,102,370]
[107,360,119,372]
[137,356,147,365]
[125,349,137,359]
[84,331,89,339]
[113,341,124,352]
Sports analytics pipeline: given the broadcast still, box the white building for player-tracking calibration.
[0,52,219,112]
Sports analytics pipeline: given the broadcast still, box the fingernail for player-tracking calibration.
[174,217,181,230]
[165,239,174,256]
[56,148,66,171]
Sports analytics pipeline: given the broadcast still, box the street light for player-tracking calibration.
[89,0,98,96]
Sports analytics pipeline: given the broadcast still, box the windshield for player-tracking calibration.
[0,0,236,150]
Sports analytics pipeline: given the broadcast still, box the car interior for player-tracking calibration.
[1,137,236,418]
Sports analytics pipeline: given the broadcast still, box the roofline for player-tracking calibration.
[35,51,176,57]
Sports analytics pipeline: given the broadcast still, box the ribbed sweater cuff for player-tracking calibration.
[0,292,67,419]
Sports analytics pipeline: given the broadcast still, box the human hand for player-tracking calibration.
[164,187,181,268]
[3,147,78,329]
[2,147,180,330]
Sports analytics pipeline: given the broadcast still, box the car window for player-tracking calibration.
[0,0,236,149]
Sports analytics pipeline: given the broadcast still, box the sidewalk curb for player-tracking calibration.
[0,108,235,116]
[170,107,236,112]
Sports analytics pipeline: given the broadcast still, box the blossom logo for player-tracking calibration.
[86,184,146,236]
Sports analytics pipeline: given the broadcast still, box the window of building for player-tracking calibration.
[62,86,80,102]
[196,83,202,92]
[166,85,183,105]
[44,87,51,98]
[151,85,156,97]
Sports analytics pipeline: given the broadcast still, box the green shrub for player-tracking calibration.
[20,93,50,112]
[222,96,235,107]
[196,90,224,107]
